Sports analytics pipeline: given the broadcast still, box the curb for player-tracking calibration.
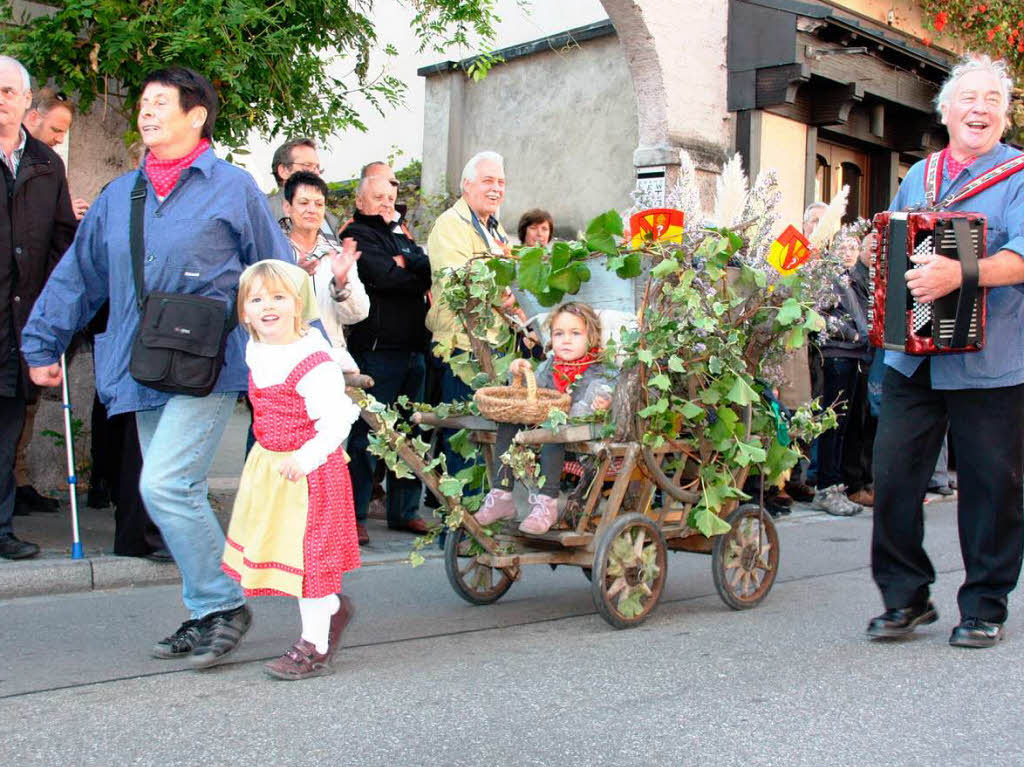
[0,549,442,601]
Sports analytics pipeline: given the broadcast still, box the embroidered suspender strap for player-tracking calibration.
[924,150,1024,209]
[941,154,1024,208]
[923,150,943,208]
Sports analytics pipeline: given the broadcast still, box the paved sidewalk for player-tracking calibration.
[1,403,435,599]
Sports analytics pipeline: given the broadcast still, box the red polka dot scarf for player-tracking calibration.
[551,347,602,393]
[144,138,211,198]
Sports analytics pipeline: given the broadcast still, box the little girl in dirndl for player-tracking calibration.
[475,301,615,534]
[223,260,362,680]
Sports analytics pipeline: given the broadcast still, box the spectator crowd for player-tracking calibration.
[1,49,1022,675]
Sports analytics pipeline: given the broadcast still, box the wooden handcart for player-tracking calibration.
[362,406,780,630]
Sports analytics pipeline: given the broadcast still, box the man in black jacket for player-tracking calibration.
[0,57,77,558]
[342,175,432,540]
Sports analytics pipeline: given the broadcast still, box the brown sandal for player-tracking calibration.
[264,639,332,681]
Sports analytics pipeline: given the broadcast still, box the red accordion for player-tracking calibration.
[869,211,987,354]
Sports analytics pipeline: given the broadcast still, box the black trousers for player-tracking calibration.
[841,361,875,494]
[871,362,1024,623]
[92,393,163,556]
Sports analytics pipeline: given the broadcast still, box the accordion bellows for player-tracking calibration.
[869,211,987,355]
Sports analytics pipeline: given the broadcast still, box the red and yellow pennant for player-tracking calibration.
[629,208,684,248]
[767,224,811,274]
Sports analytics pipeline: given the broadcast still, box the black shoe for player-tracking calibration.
[763,497,791,518]
[152,619,204,659]
[0,534,40,560]
[928,484,954,497]
[17,485,61,513]
[784,481,816,503]
[949,617,1005,648]
[86,483,111,509]
[866,601,938,638]
[144,547,174,563]
[187,605,253,669]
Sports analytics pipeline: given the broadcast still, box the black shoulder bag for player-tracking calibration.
[128,171,236,397]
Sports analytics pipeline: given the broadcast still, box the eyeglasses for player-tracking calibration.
[54,91,68,102]
[387,179,399,188]
[289,161,322,174]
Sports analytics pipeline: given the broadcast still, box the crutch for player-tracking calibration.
[59,353,83,560]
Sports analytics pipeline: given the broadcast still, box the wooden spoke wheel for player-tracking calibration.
[712,504,779,610]
[444,526,515,606]
[591,513,668,629]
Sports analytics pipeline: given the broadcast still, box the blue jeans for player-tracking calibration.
[136,392,244,620]
[347,350,425,525]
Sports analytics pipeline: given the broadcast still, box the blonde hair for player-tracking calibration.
[546,301,602,351]
[237,260,306,341]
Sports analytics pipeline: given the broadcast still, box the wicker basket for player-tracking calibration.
[474,367,571,425]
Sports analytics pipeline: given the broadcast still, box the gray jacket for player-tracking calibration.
[527,357,616,418]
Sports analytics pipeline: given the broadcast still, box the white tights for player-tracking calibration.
[297,593,340,653]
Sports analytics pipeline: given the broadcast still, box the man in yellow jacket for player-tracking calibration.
[426,150,513,353]
[426,150,515,485]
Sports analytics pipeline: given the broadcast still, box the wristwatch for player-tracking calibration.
[329,277,351,303]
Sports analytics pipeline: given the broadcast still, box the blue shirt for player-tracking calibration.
[21,147,293,415]
[885,142,1024,389]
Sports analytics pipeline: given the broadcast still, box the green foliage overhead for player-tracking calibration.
[0,0,505,149]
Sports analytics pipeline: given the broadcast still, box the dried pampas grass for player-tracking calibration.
[711,153,748,229]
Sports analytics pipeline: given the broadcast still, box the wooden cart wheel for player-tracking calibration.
[444,525,515,606]
[591,513,668,629]
[712,504,780,610]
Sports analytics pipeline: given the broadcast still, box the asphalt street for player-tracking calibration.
[1,501,1021,766]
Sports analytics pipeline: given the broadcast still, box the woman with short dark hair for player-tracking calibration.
[22,67,292,670]
[517,208,554,246]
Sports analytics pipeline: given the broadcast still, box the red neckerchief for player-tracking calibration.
[144,138,210,198]
[551,347,601,393]
[942,148,977,182]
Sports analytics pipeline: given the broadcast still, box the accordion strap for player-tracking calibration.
[924,150,1024,209]
[950,217,980,350]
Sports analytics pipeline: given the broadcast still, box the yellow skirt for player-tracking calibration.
[222,443,313,597]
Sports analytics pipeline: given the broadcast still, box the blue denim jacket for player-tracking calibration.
[885,142,1024,389]
[21,148,292,415]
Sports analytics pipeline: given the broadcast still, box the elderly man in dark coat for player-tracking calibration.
[341,175,432,543]
[0,56,77,559]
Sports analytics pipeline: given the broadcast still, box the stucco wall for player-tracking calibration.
[424,34,639,238]
[422,33,640,311]
[758,112,809,235]
[831,0,960,49]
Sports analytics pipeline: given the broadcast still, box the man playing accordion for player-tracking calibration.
[867,54,1024,648]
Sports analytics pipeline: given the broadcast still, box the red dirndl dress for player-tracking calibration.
[222,351,361,598]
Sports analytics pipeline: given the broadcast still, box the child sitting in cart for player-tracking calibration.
[475,301,615,535]
[222,260,363,681]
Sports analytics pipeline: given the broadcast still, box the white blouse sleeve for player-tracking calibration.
[314,262,370,327]
[291,359,362,474]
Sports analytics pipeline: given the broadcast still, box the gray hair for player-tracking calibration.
[460,150,504,186]
[803,202,828,225]
[355,174,394,197]
[935,53,1013,122]
[0,56,31,92]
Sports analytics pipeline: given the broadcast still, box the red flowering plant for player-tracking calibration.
[920,0,1024,145]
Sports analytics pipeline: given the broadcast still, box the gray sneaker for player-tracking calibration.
[187,604,253,669]
[813,484,863,516]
